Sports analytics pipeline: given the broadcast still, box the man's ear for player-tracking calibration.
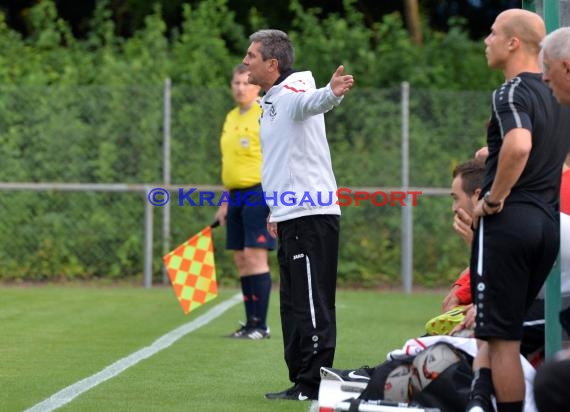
[563,59,570,76]
[472,188,482,200]
[267,58,279,73]
[508,37,520,51]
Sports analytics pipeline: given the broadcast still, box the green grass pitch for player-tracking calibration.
[0,284,442,412]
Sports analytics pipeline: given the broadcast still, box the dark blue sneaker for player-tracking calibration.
[265,383,317,401]
[241,326,270,340]
[226,321,248,338]
[320,366,373,383]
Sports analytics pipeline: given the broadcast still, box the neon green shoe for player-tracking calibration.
[425,306,465,336]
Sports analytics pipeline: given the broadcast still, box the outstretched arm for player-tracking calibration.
[287,65,354,120]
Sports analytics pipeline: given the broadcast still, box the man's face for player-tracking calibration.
[484,14,511,69]
[243,42,272,91]
[542,51,570,106]
[451,175,477,217]
[231,71,260,107]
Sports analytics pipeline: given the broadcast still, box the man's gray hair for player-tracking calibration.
[249,29,294,73]
[542,27,570,60]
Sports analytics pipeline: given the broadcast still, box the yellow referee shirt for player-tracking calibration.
[220,103,263,189]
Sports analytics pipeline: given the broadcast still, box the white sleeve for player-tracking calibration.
[286,83,344,121]
[561,212,570,296]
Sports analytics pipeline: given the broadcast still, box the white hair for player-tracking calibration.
[541,27,570,60]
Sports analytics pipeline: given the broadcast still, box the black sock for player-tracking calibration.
[240,276,254,326]
[250,272,271,329]
[496,401,523,412]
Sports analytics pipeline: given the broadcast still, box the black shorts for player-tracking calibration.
[226,184,276,251]
[470,204,560,341]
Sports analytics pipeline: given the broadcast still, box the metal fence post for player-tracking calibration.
[144,187,154,288]
[401,81,412,294]
[162,78,172,284]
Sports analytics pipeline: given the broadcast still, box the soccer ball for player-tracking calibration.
[410,343,461,392]
[384,364,413,402]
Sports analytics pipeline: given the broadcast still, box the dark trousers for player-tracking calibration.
[277,214,340,388]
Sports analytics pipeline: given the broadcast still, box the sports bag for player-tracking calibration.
[358,356,415,403]
[410,342,473,412]
[357,342,473,412]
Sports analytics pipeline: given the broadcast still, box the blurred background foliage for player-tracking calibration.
[0,0,519,41]
[0,0,507,89]
[0,0,496,287]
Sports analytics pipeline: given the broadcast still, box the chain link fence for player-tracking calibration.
[0,82,490,288]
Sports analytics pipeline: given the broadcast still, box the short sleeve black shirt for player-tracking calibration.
[483,72,570,211]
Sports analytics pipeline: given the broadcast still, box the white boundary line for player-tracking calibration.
[25,293,242,412]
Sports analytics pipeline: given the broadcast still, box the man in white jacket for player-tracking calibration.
[243,29,354,401]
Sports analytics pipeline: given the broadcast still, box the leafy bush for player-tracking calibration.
[0,0,497,286]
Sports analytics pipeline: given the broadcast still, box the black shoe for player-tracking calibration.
[226,321,248,338]
[239,326,270,340]
[265,384,317,401]
[466,395,495,412]
[320,365,373,383]
[264,385,295,400]
[227,321,270,340]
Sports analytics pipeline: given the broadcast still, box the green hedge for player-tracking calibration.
[0,0,495,286]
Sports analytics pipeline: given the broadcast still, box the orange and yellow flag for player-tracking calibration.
[163,226,218,314]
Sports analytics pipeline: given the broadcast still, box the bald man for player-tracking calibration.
[467,9,570,412]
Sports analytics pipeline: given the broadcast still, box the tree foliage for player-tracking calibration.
[0,0,503,89]
[0,0,497,286]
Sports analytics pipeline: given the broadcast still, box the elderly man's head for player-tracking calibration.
[542,27,570,106]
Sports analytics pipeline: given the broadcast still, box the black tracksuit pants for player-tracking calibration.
[277,214,340,389]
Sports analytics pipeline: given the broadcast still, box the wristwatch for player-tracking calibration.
[483,191,501,207]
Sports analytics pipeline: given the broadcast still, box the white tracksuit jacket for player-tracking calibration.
[259,71,343,222]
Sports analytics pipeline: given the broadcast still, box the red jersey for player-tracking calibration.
[453,267,471,305]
